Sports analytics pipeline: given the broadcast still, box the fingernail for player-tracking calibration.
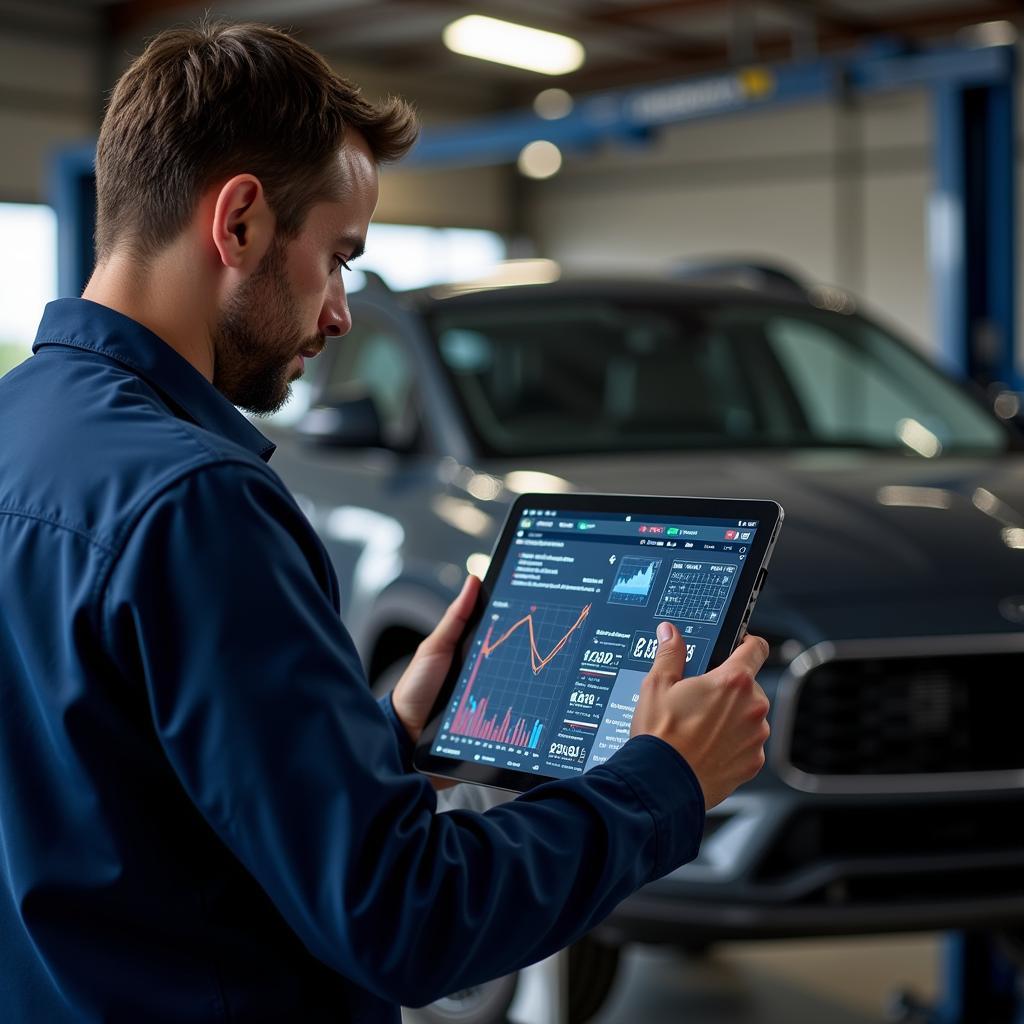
[657,622,672,642]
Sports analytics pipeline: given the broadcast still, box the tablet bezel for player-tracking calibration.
[412,492,783,792]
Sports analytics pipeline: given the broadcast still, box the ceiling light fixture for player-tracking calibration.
[534,88,574,119]
[443,15,585,75]
[959,20,1018,48]
[518,140,563,179]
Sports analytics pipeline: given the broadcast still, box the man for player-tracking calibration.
[0,21,770,1023]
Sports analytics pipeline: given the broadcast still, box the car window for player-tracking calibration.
[435,305,768,449]
[323,319,419,447]
[431,297,1007,457]
[762,313,1005,453]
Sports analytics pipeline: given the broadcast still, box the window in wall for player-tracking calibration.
[349,223,506,291]
[0,203,58,376]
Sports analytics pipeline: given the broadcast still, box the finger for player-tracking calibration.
[417,576,481,658]
[714,633,770,682]
[645,621,688,688]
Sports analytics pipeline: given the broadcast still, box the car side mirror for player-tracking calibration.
[296,396,385,448]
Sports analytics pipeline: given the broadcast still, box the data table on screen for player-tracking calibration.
[655,560,738,623]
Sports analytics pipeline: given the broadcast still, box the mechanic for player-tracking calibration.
[0,21,771,1023]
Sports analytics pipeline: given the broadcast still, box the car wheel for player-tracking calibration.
[376,652,517,1024]
[569,934,622,1024]
[375,655,619,1024]
[405,974,519,1024]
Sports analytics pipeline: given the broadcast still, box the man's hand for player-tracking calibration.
[391,575,480,746]
[630,622,771,809]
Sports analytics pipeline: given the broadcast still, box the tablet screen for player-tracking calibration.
[428,505,763,780]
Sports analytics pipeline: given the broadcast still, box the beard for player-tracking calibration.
[212,237,322,416]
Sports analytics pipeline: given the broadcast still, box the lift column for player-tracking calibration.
[930,46,1018,389]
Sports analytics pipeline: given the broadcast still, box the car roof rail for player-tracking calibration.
[672,258,810,299]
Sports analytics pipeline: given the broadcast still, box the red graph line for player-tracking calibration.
[482,604,592,675]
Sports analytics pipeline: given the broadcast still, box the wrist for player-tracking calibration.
[389,689,421,744]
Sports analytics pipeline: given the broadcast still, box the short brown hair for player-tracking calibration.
[95,20,418,260]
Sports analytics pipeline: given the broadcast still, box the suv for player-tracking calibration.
[262,265,1024,1023]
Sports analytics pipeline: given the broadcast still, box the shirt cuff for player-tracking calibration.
[602,735,706,880]
[378,692,416,773]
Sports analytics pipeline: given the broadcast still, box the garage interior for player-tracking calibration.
[2,1,1024,1022]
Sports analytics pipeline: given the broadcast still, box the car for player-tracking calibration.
[260,263,1024,1024]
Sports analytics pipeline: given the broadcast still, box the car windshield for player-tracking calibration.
[431,297,1009,457]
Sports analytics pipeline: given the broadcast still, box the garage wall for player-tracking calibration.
[0,3,100,203]
[315,57,516,232]
[0,13,514,232]
[524,88,940,355]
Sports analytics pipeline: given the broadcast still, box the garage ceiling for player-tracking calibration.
[32,0,1024,106]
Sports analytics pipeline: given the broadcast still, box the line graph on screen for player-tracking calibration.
[448,603,591,746]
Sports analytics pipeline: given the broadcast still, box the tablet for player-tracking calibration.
[413,493,783,792]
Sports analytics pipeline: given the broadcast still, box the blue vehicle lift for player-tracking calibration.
[53,36,1023,1023]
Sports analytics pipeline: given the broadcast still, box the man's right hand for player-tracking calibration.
[630,622,771,809]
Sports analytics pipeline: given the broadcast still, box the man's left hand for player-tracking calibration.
[391,575,480,750]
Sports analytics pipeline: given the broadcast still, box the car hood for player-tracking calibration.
[475,450,1024,640]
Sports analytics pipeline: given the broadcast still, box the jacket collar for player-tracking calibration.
[34,298,276,462]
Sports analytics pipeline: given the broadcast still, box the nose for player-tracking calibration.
[319,275,351,338]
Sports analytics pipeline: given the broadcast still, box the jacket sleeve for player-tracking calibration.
[101,461,704,1007]
[379,691,416,771]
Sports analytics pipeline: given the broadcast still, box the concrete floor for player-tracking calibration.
[509,934,940,1024]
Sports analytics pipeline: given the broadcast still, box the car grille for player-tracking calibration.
[754,799,1024,896]
[787,651,1024,777]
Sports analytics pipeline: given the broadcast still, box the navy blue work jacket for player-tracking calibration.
[0,298,705,1023]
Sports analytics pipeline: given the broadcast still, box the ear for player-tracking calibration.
[210,174,275,272]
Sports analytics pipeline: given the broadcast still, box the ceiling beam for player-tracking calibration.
[107,0,380,36]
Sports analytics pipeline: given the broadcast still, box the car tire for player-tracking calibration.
[376,652,517,1024]
[408,934,622,1024]
[404,974,519,1024]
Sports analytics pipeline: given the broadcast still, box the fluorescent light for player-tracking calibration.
[1003,528,1024,550]
[994,391,1021,420]
[438,259,562,294]
[466,472,503,501]
[959,20,1018,48]
[443,15,585,75]
[432,496,494,537]
[896,418,942,458]
[518,140,563,179]
[972,487,1022,527]
[503,470,573,494]
[877,486,952,510]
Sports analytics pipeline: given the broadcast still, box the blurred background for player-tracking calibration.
[2,0,1023,394]
[4,2,1024,1023]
